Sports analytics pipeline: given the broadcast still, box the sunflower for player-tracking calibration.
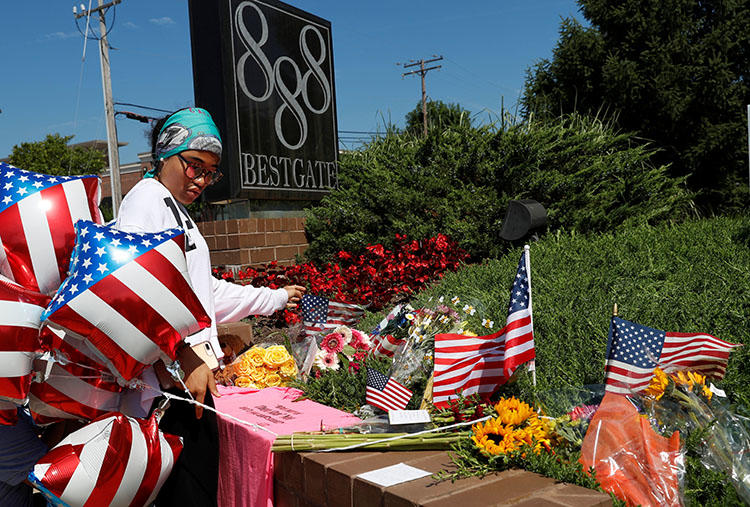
[646,368,713,402]
[645,368,670,400]
[472,397,551,456]
[672,370,713,401]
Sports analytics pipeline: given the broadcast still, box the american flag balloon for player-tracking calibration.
[30,326,122,426]
[0,276,49,423]
[0,400,17,425]
[41,220,211,383]
[0,162,103,294]
[29,412,183,507]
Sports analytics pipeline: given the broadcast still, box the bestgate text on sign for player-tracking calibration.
[241,151,338,191]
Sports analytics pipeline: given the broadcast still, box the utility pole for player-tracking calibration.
[75,0,123,217]
[401,56,443,136]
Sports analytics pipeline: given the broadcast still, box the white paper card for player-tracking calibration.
[357,463,432,487]
[710,383,727,397]
[388,409,431,425]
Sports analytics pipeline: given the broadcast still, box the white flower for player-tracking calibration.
[333,325,353,345]
[313,349,340,371]
[438,296,445,303]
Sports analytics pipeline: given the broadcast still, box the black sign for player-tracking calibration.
[189,0,338,201]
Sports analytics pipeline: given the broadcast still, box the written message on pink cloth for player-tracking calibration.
[215,386,362,507]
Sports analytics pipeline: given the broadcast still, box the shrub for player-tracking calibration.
[304,114,695,263]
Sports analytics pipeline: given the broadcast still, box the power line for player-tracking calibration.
[113,101,174,114]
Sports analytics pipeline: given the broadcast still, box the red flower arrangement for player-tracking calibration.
[213,234,469,328]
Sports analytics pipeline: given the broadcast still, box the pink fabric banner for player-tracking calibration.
[215,386,362,507]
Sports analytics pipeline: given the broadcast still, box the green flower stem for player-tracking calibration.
[272,431,467,452]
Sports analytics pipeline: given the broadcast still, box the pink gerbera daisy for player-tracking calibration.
[321,332,345,354]
[349,329,371,350]
[322,353,339,368]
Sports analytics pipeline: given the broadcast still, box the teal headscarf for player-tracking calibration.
[144,107,222,178]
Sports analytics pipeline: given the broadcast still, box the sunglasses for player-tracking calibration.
[176,153,223,185]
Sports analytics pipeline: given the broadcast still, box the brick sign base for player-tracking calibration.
[273,450,611,507]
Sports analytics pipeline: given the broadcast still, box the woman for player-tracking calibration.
[116,107,304,506]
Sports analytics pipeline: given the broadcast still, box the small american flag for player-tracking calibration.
[0,163,103,294]
[604,316,741,394]
[366,367,412,412]
[41,221,211,382]
[432,248,535,408]
[301,294,364,337]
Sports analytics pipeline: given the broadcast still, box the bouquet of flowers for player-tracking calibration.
[312,326,371,375]
[384,297,475,385]
[642,368,750,504]
[217,344,298,389]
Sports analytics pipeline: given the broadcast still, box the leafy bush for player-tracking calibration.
[304,114,694,263]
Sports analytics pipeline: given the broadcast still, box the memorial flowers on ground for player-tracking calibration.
[218,344,298,389]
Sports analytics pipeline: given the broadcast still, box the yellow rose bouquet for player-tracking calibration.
[218,344,298,389]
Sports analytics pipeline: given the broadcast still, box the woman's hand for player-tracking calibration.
[284,285,306,308]
[175,344,221,419]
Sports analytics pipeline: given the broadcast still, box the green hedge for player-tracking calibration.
[304,114,695,263]
[359,216,750,402]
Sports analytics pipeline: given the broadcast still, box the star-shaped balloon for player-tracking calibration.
[0,162,103,294]
[42,221,210,383]
[30,325,123,426]
[0,276,49,425]
[30,411,183,507]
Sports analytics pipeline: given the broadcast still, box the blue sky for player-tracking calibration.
[0,1,583,164]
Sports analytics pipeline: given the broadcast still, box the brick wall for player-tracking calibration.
[197,217,308,267]
[273,450,612,506]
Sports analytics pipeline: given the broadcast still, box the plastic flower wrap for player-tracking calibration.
[387,296,475,385]
[218,344,298,389]
[641,368,750,504]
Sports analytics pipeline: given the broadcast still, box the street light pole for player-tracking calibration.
[75,0,123,217]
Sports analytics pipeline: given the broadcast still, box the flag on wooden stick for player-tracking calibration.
[432,247,536,408]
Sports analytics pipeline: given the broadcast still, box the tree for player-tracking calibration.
[523,0,750,212]
[405,100,471,135]
[9,134,107,176]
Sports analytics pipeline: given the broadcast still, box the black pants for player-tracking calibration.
[152,389,219,507]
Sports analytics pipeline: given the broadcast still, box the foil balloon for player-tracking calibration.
[29,326,123,425]
[0,276,49,424]
[0,162,103,294]
[41,220,210,383]
[29,412,183,507]
[0,400,18,425]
